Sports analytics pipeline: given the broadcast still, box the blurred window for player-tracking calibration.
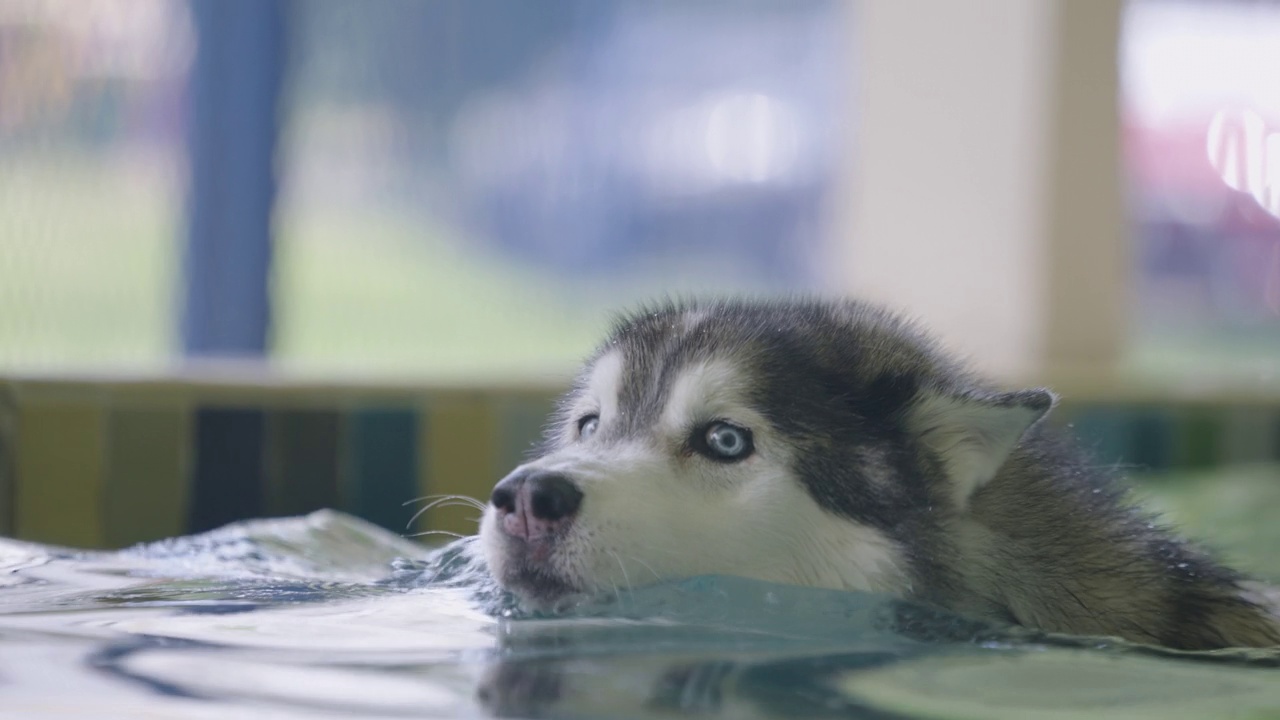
[0,0,192,370]
[273,0,847,379]
[1123,0,1280,379]
[0,0,848,379]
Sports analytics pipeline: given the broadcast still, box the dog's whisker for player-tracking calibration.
[621,554,663,583]
[403,494,457,506]
[406,502,482,529]
[404,497,488,529]
[607,549,634,593]
[401,494,487,510]
[405,529,467,541]
[606,576,622,607]
[600,557,626,609]
[420,500,487,512]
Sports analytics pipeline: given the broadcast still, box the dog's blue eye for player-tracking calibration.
[578,414,599,440]
[702,422,753,461]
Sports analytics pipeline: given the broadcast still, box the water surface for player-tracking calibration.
[3,498,1280,719]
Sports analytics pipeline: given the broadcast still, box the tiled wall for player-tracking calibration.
[0,378,557,548]
[2,377,1279,549]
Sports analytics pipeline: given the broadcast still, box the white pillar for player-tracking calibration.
[829,0,1125,384]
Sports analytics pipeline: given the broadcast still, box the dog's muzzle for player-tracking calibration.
[490,468,583,542]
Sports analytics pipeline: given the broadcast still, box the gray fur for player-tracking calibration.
[512,297,1280,649]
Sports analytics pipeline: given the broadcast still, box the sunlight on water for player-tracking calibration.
[2,510,1280,719]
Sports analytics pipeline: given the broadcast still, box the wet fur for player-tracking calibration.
[482,297,1280,650]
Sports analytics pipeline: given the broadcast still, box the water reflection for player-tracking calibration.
[3,512,1280,719]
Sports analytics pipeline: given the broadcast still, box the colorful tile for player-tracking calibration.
[0,387,17,537]
[104,406,192,548]
[188,408,266,533]
[421,396,498,538]
[1271,410,1280,462]
[1176,409,1221,470]
[14,401,106,548]
[344,408,420,534]
[1220,406,1278,465]
[495,394,557,476]
[1066,406,1132,469]
[1129,409,1175,472]
[265,409,341,518]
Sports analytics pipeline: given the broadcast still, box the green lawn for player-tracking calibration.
[271,207,602,381]
[6,154,1280,386]
[0,156,178,369]
[0,155,605,380]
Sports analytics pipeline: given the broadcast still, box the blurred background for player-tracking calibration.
[2,0,1280,550]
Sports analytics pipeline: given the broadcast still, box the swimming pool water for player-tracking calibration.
[3,508,1280,719]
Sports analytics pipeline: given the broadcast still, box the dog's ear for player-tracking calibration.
[906,388,1056,508]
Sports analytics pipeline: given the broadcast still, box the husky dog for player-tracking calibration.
[479,298,1280,650]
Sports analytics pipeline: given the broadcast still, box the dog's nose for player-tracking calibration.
[490,469,583,540]
[490,472,522,515]
[526,473,583,521]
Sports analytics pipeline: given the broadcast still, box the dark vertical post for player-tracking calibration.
[183,0,286,358]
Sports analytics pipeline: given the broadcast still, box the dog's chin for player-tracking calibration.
[500,567,587,613]
[489,538,587,613]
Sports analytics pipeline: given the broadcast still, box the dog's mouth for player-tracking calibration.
[492,535,583,608]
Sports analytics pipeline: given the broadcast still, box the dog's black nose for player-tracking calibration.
[526,473,583,521]
[490,473,521,514]
[490,469,583,540]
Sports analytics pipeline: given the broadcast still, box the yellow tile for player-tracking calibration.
[421,395,497,537]
[0,388,15,537]
[15,402,106,548]
[104,406,191,548]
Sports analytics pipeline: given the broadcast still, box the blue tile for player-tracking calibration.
[344,408,419,533]
[266,409,341,517]
[189,408,266,533]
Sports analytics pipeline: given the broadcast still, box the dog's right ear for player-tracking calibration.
[905,388,1056,509]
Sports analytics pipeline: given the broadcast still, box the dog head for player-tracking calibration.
[479,299,1053,609]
